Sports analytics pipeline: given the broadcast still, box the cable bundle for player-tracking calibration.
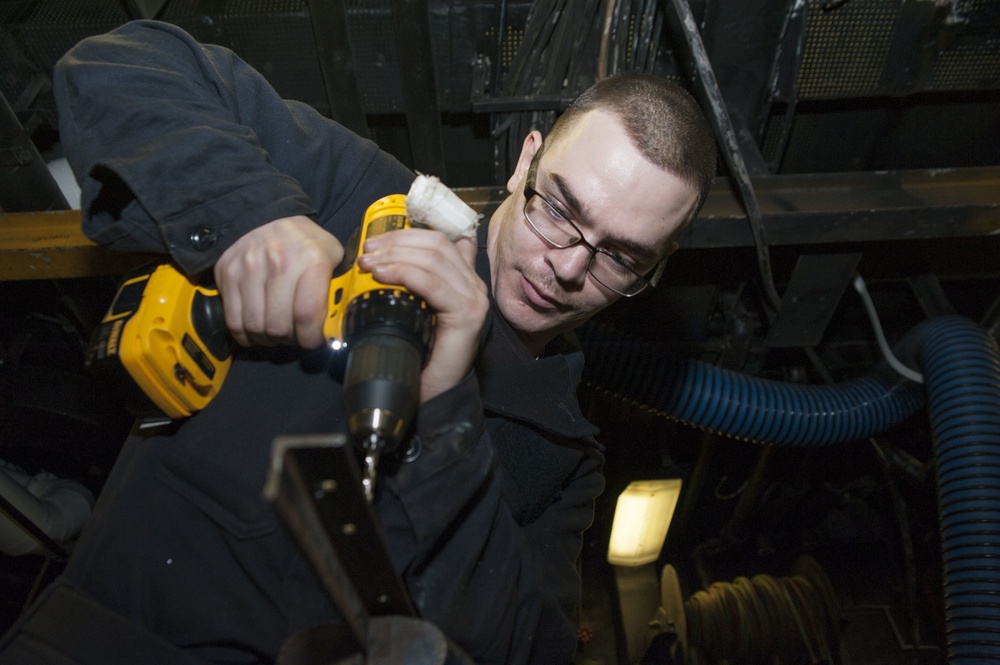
[684,564,839,663]
[491,0,666,182]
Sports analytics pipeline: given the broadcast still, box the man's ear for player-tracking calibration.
[506,130,543,194]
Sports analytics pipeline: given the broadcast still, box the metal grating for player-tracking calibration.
[926,0,1000,90]
[798,0,901,100]
[3,1,128,78]
[161,0,328,111]
[502,26,524,70]
[345,1,404,114]
[480,2,533,93]
[0,4,23,25]
[160,0,415,114]
[927,37,1000,90]
[797,0,1000,100]
[954,0,1000,21]
[482,23,526,80]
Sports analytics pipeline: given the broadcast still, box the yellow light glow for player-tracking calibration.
[607,479,682,567]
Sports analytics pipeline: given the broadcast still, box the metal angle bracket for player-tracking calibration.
[263,434,415,650]
[265,435,474,665]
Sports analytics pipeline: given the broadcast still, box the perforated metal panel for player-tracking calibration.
[928,38,1000,90]
[485,23,525,71]
[163,0,326,108]
[925,0,1000,91]
[798,0,903,100]
[344,1,403,114]
[798,0,1000,100]
[4,1,129,77]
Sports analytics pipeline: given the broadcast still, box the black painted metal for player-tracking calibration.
[264,435,415,625]
[686,167,1000,249]
[123,0,169,20]
[0,491,68,560]
[766,252,862,348]
[306,0,369,137]
[665,0,782,311]
[391,0,446,177]
[760,0,808,172]
[0,91,68,213]
[471,93,573,113]
[490,0,507,98]
[454,166,1000,255]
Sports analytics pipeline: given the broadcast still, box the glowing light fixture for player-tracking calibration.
[607,479,682,567]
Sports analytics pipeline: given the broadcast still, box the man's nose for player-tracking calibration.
[548,244,592,285]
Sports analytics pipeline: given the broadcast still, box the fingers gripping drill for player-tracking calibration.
[86,176,479,499]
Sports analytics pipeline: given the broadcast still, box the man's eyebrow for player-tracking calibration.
[548,170,660,263]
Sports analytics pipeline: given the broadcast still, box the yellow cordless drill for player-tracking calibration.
[87,194,435,458]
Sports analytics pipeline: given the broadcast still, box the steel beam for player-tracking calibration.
[3,167,998,281]
[687,166,1000,248]
[0,211,151,280]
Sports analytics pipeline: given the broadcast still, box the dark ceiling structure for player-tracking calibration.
[1,1,999,663]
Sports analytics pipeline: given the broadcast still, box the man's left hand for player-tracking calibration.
[357,228,488,404]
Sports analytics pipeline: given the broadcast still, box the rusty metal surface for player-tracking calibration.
[3,166,998,281]
[456,166,1000,249]
[0,210,151,280]
[688,166,1000,248]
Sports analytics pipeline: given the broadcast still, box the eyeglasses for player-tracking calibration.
[522,171,665,297]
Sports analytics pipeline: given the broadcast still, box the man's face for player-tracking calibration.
[487,109,699,356]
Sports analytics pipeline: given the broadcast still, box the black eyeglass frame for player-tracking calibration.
[521,168,666,298]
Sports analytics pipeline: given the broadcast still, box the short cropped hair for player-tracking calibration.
[545,73,717,221]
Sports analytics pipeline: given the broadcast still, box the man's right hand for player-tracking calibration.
[213,215,344,349]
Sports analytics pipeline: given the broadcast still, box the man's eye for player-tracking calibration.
[604,251,639,274]
[541,199,568,225]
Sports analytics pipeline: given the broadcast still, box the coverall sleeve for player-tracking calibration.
[381,373,605,665]
[53,19,413,275]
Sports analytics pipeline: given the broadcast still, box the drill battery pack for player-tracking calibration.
[86,263,232,421]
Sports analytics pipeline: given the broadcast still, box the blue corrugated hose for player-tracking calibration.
[580,315,1000,662]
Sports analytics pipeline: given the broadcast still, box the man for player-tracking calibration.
[2,19,715,665]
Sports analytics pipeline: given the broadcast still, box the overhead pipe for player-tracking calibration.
[579,315,1000,662]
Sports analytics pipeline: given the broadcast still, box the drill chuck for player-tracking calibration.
[342,288,435,453]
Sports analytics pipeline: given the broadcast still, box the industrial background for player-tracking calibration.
[1,0,999,663]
